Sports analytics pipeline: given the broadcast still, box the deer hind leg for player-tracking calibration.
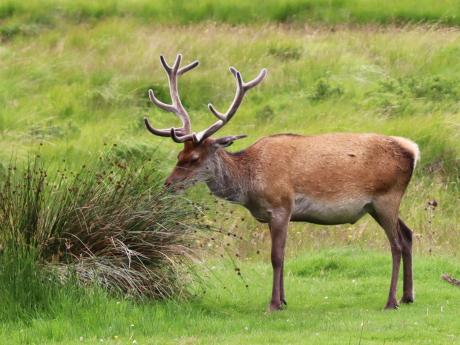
[399,218,414,303]
[370,197,403,310]
[268,210,289,312]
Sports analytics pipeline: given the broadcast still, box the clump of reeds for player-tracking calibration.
[0,151,210,299]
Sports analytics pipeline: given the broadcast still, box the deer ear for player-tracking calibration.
[213,135,247,148]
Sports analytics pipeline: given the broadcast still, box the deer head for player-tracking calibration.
[144,54,267,190]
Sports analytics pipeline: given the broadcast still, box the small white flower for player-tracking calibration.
[132,340,138,344]
[324,296,328,299]
[79,336,84,342]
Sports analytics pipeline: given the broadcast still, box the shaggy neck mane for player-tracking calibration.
[206,149,251,203]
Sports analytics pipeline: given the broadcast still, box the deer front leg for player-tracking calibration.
[268,210,289,312]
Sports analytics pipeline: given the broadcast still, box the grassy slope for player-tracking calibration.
[1,22,459,170]
[2,248,460,344]
[1,22,458,254]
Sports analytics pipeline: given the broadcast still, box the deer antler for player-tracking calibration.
[193,67,267,143]
[144,55,267,144]
[144,54,199,141]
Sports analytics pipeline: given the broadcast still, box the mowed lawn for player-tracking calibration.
[2,248,459,345]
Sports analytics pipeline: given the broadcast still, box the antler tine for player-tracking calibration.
[198,67,267,142]
[229,67,243,85]
[144,117,175,137]
[172,54,182,73]
[207,104,226,121]
[148,89,175,113]
[193,120,225,143]
[243,68,267,89]
[171,128,195,143]
[159,55,173,73]
[178,60,200,75]
[145,54,195,141]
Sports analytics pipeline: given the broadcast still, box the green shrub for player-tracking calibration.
[0,151,211,309]
[308,78,344,101]
[366,76,460,118]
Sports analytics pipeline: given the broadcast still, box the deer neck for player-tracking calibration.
[206,149,250,204]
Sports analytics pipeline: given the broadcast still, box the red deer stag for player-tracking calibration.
[144,54,419,311]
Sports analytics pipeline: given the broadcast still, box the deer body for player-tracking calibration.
[203,133,417,224]
[144,54,418,312]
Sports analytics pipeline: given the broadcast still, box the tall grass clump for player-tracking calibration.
[0,150,210,320]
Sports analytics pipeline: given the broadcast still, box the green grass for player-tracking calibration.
[1,0,460,28]
[1,3,460,344]
[1,248,460,344]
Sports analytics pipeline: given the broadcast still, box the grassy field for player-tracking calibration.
[1,1,460,344]
[2,22,460,171]
[1,248,460,344]
[1,21,458,252]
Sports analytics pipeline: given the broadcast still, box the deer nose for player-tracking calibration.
[164,179,172,188]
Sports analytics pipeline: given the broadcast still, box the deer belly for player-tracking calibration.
[291,194,370,225]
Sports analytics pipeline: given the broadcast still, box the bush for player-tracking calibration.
[308,78,344,102]
[0,151,210,304]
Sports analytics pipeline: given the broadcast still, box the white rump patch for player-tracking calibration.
[391,136,420,171]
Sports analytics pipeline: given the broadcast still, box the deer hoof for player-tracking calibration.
[384,301,400,310]
[267,301,283,312]
[400,295,414,304]
[281,298,287,306]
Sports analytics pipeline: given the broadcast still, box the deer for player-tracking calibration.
[143,54,420,312]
